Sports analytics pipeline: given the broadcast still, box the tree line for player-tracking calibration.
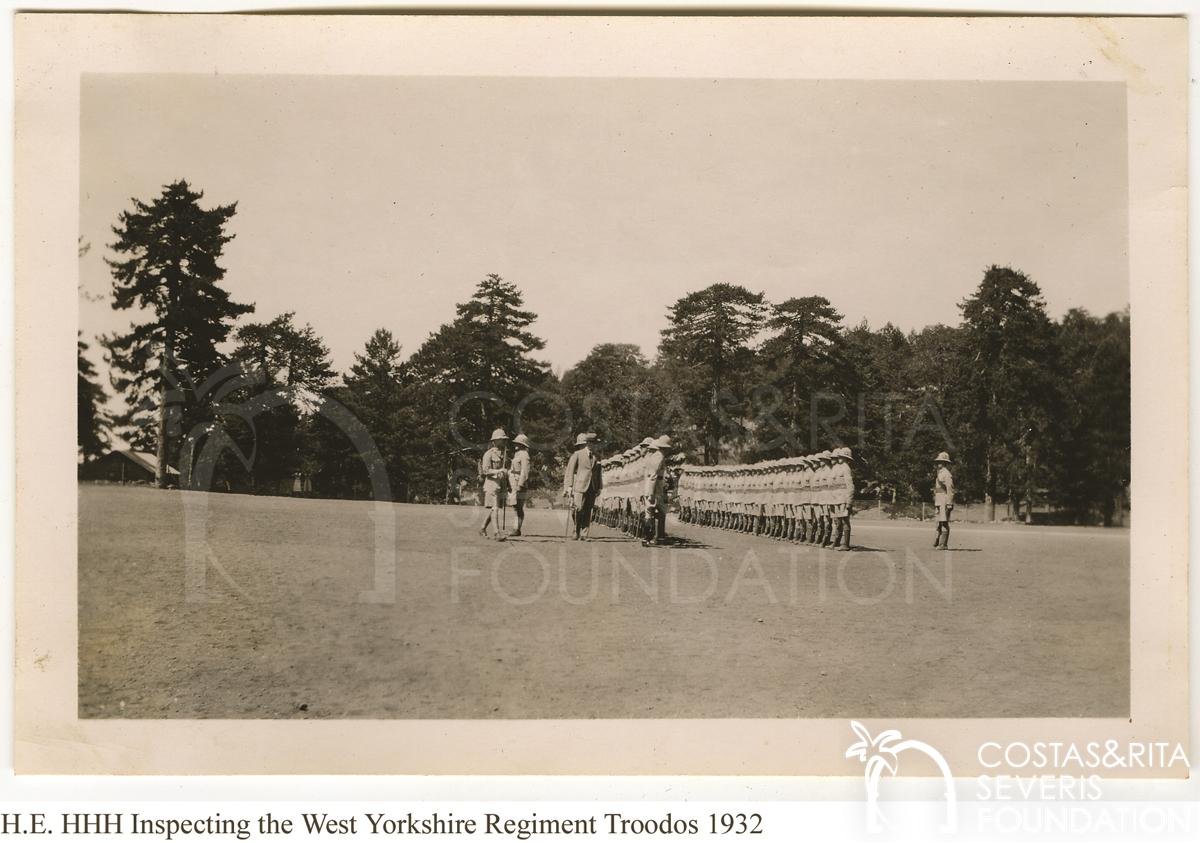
[78,181,1130,524]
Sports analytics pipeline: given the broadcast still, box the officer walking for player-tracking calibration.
[479,429,510,539]
[507,433,531,537]
[563,432,603,540]
[933,451,955,549]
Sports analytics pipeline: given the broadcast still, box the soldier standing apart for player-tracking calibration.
[563,432,603,540]
[933,451,955,549]
[507,433,531,537]
[479,429,510,539]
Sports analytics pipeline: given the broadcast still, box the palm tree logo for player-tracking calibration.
[845,720,957,833]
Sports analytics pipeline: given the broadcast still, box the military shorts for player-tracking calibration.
[935,503,953,522]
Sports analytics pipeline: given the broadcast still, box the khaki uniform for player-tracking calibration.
[480,447,507,508]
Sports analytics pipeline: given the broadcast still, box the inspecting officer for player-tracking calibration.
[479,429,510,539]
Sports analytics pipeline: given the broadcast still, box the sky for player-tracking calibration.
[80,75,1129,378]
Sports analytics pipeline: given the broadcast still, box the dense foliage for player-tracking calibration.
[87,182,1130,523]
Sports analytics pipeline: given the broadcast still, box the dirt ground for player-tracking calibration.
[78,484,1129,719]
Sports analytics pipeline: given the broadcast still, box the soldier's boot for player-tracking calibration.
[841,518,852,550]
[832,519,844,549]
[789,519,800,542]
[645,515,656,546]
[934,524,944,548]
[810,518,821,545]
[822,517,834,547]
[939,524,950,550]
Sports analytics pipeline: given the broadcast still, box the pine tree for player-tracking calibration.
[104,180,254,486]
[321,328,412,500]
[959,265,1062,521]
[405,274,553,500]
[657,283,766,464]
[221,313,334,493]
[757,296,849,455]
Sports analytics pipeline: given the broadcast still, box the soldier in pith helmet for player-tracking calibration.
[815,451,834,546]
[507,433,532,537]
[831,447,855,551]
[479,428,510,539]
[933,452,955,549]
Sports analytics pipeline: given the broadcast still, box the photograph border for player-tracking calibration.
[14,12,1188,775]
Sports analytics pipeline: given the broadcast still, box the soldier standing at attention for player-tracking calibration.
[831,447,854,551]
[933,451,955,549]
[563,432,603,540]
[507,433,531,537]
[479,429,510,539]
[815,451,833,546]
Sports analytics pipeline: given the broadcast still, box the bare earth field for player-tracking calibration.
[79,484,1128,719]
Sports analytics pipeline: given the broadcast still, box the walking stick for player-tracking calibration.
[496,453,510,542]
[563,493,576,542]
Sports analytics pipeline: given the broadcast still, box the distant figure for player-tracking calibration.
[507,433,531,537]
[479,429,510,539]
[562,433,602,540]
[933,452,955,549]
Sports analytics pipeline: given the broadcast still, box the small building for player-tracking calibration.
[79,449,179,485]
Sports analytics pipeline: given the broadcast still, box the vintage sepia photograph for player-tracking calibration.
[75,72,1132,721]
[13,12,1187,776]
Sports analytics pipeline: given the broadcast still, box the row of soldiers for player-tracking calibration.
[677,448,856,551]
[594,435,677,545]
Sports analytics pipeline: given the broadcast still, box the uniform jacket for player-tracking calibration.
[831,463,855,506]
[564,448,603,496]
[508,449,530,491]
[641,451,667,501]
[934,466,955,507]
[480,447,508,493]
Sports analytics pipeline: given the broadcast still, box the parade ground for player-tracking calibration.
[79,484,1129,720]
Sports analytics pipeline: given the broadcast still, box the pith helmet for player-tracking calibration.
[513,433,530,448]
[653,435,673,449]
[574,433,590,446]
[490,428,509,441]
[934,451,953,464]
[641,437,655,447]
